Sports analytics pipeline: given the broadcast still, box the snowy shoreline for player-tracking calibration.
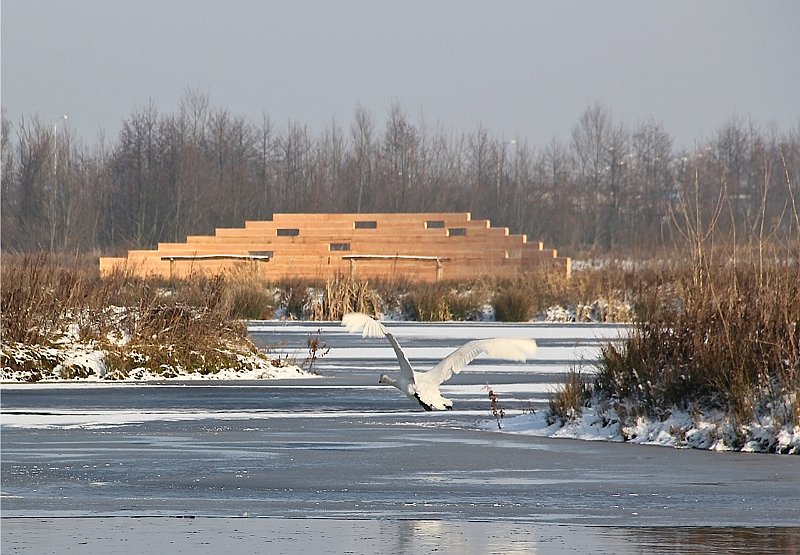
[1,339,316,383]
[490,404,800,455]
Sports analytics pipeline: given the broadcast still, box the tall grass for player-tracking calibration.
[311,275,380,321]
[547,369,590,424]
[404,282,455,321]
[552,157,800,444]
[595,260,800,428]
[486,266,644,322]
[1,254,78,345]
[544,255,800,452]
[0,254,277,380]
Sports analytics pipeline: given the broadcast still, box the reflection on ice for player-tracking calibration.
[2,517,797,555]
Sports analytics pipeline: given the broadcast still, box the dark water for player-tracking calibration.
[2,321,799,553]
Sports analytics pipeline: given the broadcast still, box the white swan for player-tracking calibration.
[341,313,537,411]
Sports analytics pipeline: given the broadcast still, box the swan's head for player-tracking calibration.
[378,374,391,385]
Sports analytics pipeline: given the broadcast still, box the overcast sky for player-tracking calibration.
[3,1,798,149]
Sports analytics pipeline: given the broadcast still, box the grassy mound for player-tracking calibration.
[0,255,296,381]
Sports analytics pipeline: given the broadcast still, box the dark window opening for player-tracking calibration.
[425,220,445,229]
[277,228,300,237]
[354,220,377,229]
[448,228,467,236]
[330,243,351,251]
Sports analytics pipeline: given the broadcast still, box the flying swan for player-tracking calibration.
[341,312,537,411]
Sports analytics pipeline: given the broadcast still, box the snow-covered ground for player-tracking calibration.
[1,340,314,382]
[489,400,800,454]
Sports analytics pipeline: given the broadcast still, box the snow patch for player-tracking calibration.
[1,341,315,383]
[489,403,800,454]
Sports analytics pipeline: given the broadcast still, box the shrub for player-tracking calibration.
[485,385,505,429]
[593,261,800,427]
[446,286,485,321]
[225,279,275,320]
[547,369,590,423]
[492,286,534,322]
[278,278,311,319]
[404,282,452,321]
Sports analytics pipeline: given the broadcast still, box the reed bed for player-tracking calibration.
[546,249,800,451]
[595,261,800,429]
[1,254,281,380]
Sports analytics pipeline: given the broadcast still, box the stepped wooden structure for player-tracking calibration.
[99,213,571,282]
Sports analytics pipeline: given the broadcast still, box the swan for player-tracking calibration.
[341,313,537,411]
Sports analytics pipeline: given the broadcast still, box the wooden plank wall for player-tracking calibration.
[99,213,571,281]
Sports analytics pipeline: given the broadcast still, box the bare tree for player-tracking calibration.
[464,125,493,218]
[316,118,346,210]
[109,102,168,247]
[278,121,314,212]
[1,109,18,248]
[630,119,674,249]
[9,117,53,250]
[380,104,420,212]
[347,105,375,213]
[541,138,577,245]
[176,90,212,237]
[571,103,621,250]
[254,114,278,219]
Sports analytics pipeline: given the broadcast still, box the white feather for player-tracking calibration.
[341,312,387,338]
[425,337,538,385]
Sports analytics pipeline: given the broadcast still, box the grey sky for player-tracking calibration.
[2,0,798,149]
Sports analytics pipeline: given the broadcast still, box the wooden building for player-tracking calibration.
[99,213,570,282]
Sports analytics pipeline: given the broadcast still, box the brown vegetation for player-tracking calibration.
[594,258,800,434]
[0,252,648,382]
[485,385,506,430]
[548,152,800,450]
[0,254,288,381]
[547,369,590,424]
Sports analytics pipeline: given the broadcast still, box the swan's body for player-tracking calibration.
[342,313,537,411]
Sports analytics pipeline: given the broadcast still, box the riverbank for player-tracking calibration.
[494,405,800,454]
[1,255,317,382]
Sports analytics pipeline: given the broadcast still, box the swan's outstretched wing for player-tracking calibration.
[383,332,416,383]
[341,313,416,383]
[342,312,388,338]
[424,338,537,385]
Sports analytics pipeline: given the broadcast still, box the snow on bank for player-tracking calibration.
[486,403,800,455]
[1,341,315,383]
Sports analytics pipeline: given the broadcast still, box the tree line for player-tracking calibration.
[2,92,798,256]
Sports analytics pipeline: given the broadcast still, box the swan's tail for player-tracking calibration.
[341,312,388,338]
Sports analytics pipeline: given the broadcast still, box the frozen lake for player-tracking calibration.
[2,321,799,553]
